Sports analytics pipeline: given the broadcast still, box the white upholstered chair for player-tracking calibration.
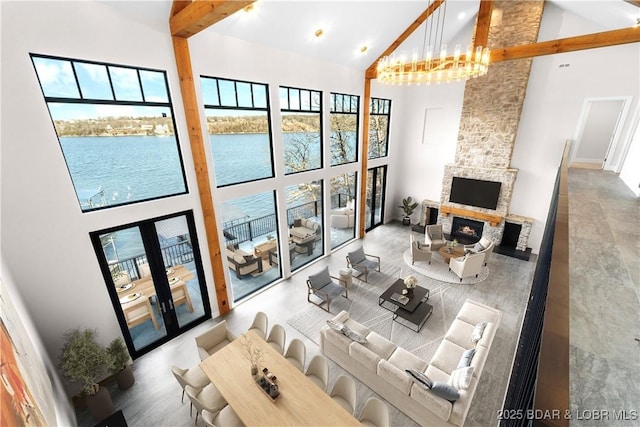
[358,397,390,427]
[201,407,244,427]
[464,236,495,266]
[449,252,486,281]
[266,323,286,354]
[171,364,210,404]
[424,224,447,250]
[247,311,268,340]
[329,375,357,415]
[410,234,432,265]
[195,320,237,361]
[304,355,329,391]
[283,338,306,372]
[184,384,227,425]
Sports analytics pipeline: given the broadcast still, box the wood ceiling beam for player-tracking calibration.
[490,26,640,63]
[366,0,444,74]
[170,0,255,38]
[623,0,640,8]
[473,0,493,50]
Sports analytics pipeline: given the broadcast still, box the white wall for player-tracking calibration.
[0,1,209,379]
[619,106,640,197]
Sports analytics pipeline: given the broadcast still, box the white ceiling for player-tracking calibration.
[102,0,640,71]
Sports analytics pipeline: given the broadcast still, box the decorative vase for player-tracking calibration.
[405,287,413,298]
[402,216,411,226]
[251,365,259,377]
[85,386,114,421]
[115,365,135,390]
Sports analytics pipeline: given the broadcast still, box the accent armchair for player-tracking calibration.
[449,252,486,281]
[464,236,495,266]
[410,234,431,265]
[306,266,348,312]
[424,224,447,251]
[346,246,380,283]
[195,320,237,361]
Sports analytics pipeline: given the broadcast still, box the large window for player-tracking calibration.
[286,180,324,270]
[201,77,274,187]
[330,93,359,166]
[329,172,357,248]
[31,54,187,212]
[368,98,392,159]
[280,86,322,174]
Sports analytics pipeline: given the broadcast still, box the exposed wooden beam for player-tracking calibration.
[359,79,372,238]
[366,0,444,74]
[170,0,191,17]
[623,0,640,8]
[473,0,493,50]
[170,0,254,38]
[172,36,230,315]
[490,26,640,62]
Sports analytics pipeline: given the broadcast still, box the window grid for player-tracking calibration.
[202,76,269,111]
[280,86,321,112]
[368,97,392,160]
[330,92,360,166]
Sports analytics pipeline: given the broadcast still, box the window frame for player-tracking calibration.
[329,92,360,166]
[368,97,392,160]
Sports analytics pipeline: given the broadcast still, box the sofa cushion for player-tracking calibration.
[233,254,246,263]
[456,301,500,326]
[430,381,461,401]
[430,339,466,375]
[344,319,371,337]
[425,365,450,384]
[349,342,380,372]
[448,375,479,426]
[388,347,428,373]
[378,359,414,394]
[323,328,353,353]
[444,319,476,349]
[410,383,453,421]
[477,322,497,348]
[362,332,397,360]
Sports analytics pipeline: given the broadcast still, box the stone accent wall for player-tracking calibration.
[505,214,535,251]
[435,1,544,250]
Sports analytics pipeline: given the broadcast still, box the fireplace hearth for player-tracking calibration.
[451,217,483,245]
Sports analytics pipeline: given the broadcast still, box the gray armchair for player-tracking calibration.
[346,246,380,283]
[306,266,348,312]
[410,234,431,265]
[425,224,447,251]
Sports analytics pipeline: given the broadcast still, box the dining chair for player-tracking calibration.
[123,297,159,330]
[358,397,390,427]
[304,354,329,391]
[184,384,227,425]
[283,338,306,372]
[195,320,237,361]
[247,311,268,340]
[170,365,211,404]
[266,324,286,354]
[329,374,357,415]
[171,281,194,313]
[201,407,244,427]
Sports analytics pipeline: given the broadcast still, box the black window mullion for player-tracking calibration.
[69,61,84,100]
[215,79,221,106]
[105,66,117,101]
[136,69,146,103]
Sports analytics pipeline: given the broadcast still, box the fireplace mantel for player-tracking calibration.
[439,204,503,227]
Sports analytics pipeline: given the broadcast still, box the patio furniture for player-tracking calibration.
[123,296,159,330]
[226,246,263,279]
[346,246,380,283]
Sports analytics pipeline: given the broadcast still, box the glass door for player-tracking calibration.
[91,211,210,358]
[365,166,387,231]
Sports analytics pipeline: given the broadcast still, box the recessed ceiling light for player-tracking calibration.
[315,29,324,38]
[243,4,254,13]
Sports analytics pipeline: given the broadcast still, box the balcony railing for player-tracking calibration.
[109,240,194,282]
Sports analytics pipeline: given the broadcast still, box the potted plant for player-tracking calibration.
[398,196,419,225]
[106,337,135,390]
[59,328,114,421]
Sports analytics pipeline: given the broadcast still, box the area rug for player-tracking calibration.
[287,262,452,359]
[402,249,489,285]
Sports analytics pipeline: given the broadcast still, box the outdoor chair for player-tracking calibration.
[306,266,348,312]
[425,224,447,251]
[346,246,380,283]
[410,234,432,265]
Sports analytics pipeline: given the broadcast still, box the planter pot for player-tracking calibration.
[115,365,135,390]
[86,386,114,422]
[402,216,411,226]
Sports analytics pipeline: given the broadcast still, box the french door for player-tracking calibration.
[91,211,211,358]
[365,165,387,231]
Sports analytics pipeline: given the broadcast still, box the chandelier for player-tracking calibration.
[376,1,490,85]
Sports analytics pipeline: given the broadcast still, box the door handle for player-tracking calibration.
[169,300,174,310]
[161,302,167,313]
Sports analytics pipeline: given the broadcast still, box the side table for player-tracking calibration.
[339,268,353,289]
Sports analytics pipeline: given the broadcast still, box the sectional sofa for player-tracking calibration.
[320,299,501,426]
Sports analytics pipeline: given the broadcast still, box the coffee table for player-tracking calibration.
[438,245,465,263]
[379,279,432,332]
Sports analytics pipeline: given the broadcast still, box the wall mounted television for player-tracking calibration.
[449,176,502,210]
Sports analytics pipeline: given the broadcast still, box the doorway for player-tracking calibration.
[91,211,211,358]
[365,166,387,231]
[572,97,631,170]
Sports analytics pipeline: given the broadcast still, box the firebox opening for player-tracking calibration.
[451,217,483,245]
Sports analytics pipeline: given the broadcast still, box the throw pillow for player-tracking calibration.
[294,218,302,227]
[457,348,476,369]
[449,366,474,390]
[471,322,487,343]
[405,369,432,389]
[430,382,460,402]
[326,319,346,332]
[243,255,256,263]
[473,242,485,252]
[344,329,368,343]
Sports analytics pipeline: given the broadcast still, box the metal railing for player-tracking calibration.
[109,240,193,282]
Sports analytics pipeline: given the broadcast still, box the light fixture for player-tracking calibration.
[243,4,254,13]
[376,0,490,86]
[360,45,368,54]
[315,28,324,38]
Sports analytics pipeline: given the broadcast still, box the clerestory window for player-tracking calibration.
[368,97,392,159]
[30,54,188,212]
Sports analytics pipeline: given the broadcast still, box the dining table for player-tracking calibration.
[199,330,361,426]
